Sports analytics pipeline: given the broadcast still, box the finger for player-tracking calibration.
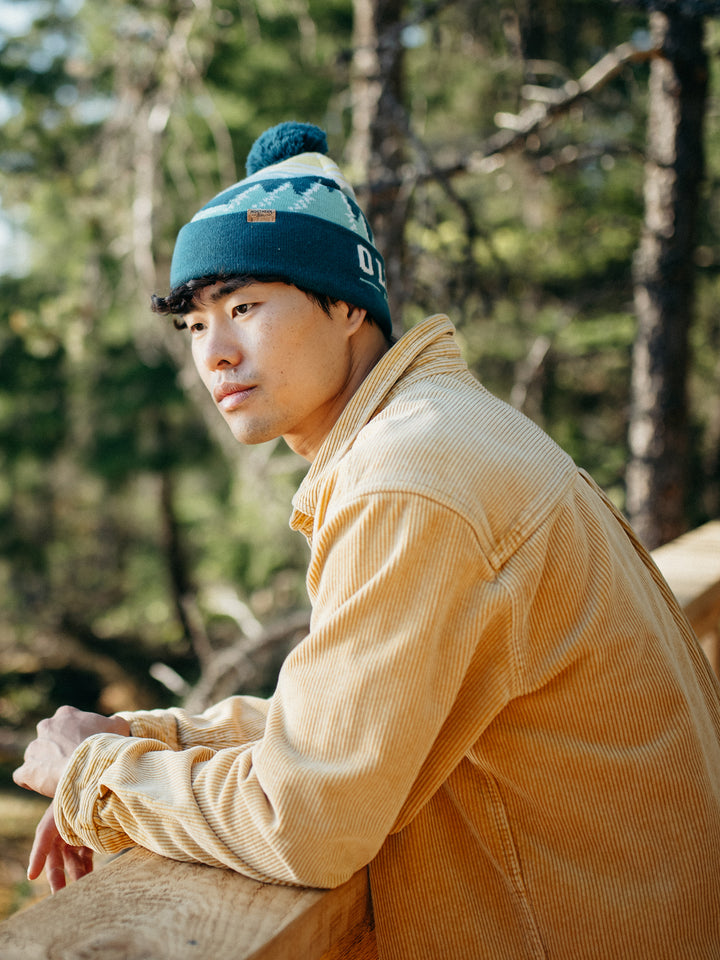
[44,843,67,894]
[12,757,57,798]
[27,806,59,881]
[12,761,36,791]
[64,845,94,884]
[79,845,94,875]
[13,756,55,797]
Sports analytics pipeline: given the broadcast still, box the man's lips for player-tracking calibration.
[213,381,256,411]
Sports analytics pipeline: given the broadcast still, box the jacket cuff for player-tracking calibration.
[54,733,137,853]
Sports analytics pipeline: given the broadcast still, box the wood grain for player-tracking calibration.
[0,847,375,960]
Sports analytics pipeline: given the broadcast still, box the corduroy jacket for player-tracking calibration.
[56,316,720,959]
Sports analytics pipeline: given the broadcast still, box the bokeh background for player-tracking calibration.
[1,0,719,916]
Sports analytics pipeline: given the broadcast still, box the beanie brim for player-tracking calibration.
[169,212,391,337]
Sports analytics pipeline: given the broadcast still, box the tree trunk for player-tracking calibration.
[348,0,408,331]
[626,9,707,549]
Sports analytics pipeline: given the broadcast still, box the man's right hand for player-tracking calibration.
[28,802,94,894]
[13,705,130,798]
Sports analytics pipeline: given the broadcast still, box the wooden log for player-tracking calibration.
[651,520,720,675]
[0,847,376,960]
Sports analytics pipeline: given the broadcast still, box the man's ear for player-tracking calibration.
[343,302,367,335]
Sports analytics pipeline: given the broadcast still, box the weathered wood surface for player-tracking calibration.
[651,519,720,674]
[0,846,376,960]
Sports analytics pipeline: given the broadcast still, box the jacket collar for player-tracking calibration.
[291,314,459,532]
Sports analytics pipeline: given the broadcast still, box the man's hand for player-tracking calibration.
[29,803,94,894]
[13,705,131,797]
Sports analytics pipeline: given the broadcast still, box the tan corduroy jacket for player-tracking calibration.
[56,316,720,959]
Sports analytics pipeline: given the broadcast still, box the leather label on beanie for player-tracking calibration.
[247,209,276,223]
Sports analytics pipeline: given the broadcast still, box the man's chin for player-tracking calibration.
[224,417,280,447]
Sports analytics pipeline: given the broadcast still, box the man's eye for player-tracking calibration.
[189,321,205,334]
[232,303,251,317]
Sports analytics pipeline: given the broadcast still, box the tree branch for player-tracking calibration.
[470,40,661,165]
[363,37,663,194]
[182,610,310,713]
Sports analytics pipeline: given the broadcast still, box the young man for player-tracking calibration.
[15,122,720,959]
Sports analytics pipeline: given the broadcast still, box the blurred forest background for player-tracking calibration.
[0,0,719,915]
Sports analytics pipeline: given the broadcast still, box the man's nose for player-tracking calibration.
[200,322,243,371]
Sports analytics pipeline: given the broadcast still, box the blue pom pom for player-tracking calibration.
[245,122,328,176]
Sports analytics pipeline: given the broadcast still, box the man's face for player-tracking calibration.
[186,281,365,460]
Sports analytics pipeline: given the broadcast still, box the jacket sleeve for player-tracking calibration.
[114,694,271,751]
[54,491,512,888]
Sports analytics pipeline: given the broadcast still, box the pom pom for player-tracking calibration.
[245,122,328,176]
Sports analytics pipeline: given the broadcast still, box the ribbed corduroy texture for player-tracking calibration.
[56,317,720,959]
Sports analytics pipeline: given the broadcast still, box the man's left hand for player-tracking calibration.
[13,705,131,798]
[28,803,95,894]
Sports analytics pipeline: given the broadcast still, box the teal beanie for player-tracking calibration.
[169,121,391,337]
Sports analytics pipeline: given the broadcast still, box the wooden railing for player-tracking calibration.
[651,519,720,675]
[0,846,376,960]
[1,521,718,960]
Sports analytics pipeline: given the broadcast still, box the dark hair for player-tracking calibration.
[151,273,394,343]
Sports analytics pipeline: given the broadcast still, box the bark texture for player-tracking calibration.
[627,9,707,548]
[349,0,408,330]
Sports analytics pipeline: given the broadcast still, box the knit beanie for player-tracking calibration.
[169,121,391,337]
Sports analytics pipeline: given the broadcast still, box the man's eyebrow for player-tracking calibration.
[208,280,255,303]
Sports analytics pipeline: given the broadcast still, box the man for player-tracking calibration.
[15,122,720,959]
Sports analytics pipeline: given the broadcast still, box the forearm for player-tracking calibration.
[52,728,372,887]
[115,694,271,751]
[53,736,274,876]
